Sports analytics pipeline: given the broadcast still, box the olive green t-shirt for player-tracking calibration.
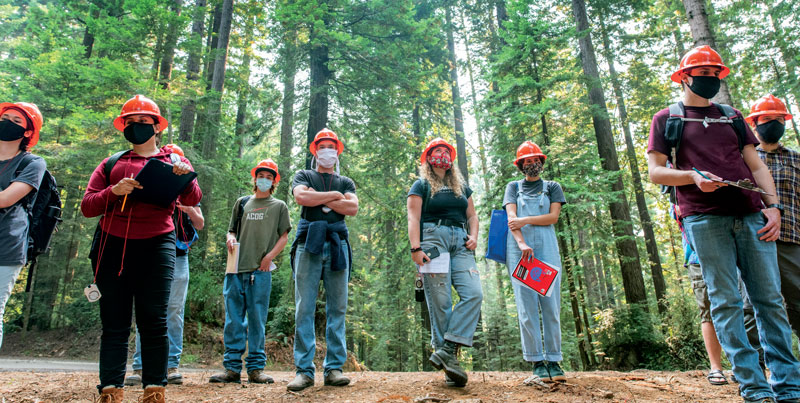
[227,195,292,273]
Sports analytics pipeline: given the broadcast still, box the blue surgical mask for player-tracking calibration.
[256,178,273,192]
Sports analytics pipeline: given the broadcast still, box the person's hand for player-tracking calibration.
[465,235,478,250]
[176,204,194,213]
[258,255,273,272]
[330,191,346,200]
[517,242,534,261]
[758,207,781,242]
[412,250,430,266]
[508,216,527,231]
[692,170,726,192]
[226,235,237,253]
[111,177,142,196]
[172,161,192,175]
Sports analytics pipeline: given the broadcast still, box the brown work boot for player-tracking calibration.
[95,386,123,403]
[139,385,166,403]
[209,369,241,383]
[247,369,275,384]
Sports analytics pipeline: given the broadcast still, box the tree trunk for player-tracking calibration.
[444,5,468,183]
[577,229,599,310]
[571,0,648,306]
[459,8,489,196]
[767,12,800,145]
[204,1,223,88]
[598,19,668,315]
[681,0,734,105]
[278,25,297,202]
[82,7,101,59]
[234,15,254,159]
[557,222,590,370]
[159,0,184,89]
[305,4,332,170]
[178,0,207,142]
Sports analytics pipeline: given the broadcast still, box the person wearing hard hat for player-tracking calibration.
[125,143,205,387]
[208,158,290,385]
[0,102,46,351]
[503,141,566,384]
[287,128,358,392]
[748,95,800,340]
[81,95,202,403]
[406,138,482,387]
[647,47,800,401]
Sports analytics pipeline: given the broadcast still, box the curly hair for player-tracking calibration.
[420,162,465,198]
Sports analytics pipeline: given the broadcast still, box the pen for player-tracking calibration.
[121,173,133,212]
[692,167,711,180]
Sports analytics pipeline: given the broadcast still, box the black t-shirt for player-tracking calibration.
[408,179,473,224]
[291,169,357,223]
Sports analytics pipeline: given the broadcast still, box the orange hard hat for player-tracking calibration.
[670,45,730,83]
[309,128,344,156]
[745,94,793,125]
[250,158,280,183]
[0,102,44,148]
[513,141,546,166]
[420,138,456,165]
[113,95,169,131]
[164,143,184,157]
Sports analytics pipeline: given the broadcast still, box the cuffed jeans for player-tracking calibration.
[222,270,271,372]
[0,264,24,350]
[133,253,190,370]
[683,213,800,401]
[420,223,483,349]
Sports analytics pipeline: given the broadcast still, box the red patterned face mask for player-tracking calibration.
[428,154,452,170]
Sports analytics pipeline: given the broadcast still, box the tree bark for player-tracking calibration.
[681,0,734,105]
[571,0,648,306]
[234,15,254,158]
[445,5,468,183]
[159,0,184,89]
[178,0,207,142]
[81,7,101,59]
[204,1,223,88]
[305,3,332,169]
[557,222,590,370]
[278,26,297,202]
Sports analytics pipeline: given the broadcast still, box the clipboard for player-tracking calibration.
[512,256,560,297]
[131,158,198,208]
[226,243,240,274]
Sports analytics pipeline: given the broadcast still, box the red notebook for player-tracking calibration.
[512,257,560,297]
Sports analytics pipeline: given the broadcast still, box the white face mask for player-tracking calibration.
[316,148,339,168]
[256,178,272,192]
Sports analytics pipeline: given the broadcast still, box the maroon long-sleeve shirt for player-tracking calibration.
[81,148,202,239]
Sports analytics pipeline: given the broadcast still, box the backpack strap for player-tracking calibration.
[419,179,430,242]
[665,102,685,164]
[104,150,132,186]
[714,103,747,151]
[12,153,38,211]
[234,195,252,237]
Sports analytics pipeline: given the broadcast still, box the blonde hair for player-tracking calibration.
[420,162,465,198]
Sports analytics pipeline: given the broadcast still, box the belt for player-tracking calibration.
[424,218,466,229]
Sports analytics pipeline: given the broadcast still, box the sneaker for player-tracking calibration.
[140,385,166,403]
[324,369,350,386]
[287,373,314,391]
[95,386,123,403]
[533,361,551,382]
[546,361,566,383]
[124,369,142,386]
[209,369,241,383]
[429,349,468,386]
[247,369,275,384]
[167,367,183,385]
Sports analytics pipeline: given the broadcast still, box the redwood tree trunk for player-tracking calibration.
[305,5,332,169]
[681,0,734,105]
[178,0,207,142]
[278,27,297,202]
[159,0,184,89]
[445,5,469,183]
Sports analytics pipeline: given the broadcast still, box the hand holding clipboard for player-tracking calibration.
[129,158,198,208]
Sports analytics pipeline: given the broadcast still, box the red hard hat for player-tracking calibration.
[309,128,344,156]
[250,158,280,183]
[513,141,546,166]
[420,138,456,165]
[0,102,44,148]
[670,45,730,83]
[164,143,184,157]
[113,95,169,131]
[745,94,793,125]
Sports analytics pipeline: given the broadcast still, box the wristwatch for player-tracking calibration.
[410,247,423,253]
[767,203,784,214]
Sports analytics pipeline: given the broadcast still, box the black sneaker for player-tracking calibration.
[209,369,241,383]
[430,349,468,386]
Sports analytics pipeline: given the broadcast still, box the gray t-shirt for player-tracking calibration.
[503,179,566,207]
[227,195,292,273]
[0,152,46,266]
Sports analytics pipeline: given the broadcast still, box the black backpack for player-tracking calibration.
[660,101,748,203]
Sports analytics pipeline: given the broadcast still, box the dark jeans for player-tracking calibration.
[92,231,175,392]
[777,241,800,338]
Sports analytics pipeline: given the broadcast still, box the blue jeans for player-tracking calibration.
[133,253,190,370]
[293,241,349,378]
[0,264,23,351]
[222,270,271,372]
[683,212,800,400]
[420,223,483,349]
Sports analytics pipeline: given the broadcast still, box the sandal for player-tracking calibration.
[707,369,728,385]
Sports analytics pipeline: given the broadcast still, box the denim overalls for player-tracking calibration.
[505,180,562,362]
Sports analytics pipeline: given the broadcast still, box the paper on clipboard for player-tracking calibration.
[417,252,450,274]
[226,243,240,274]
[512,256,560,297]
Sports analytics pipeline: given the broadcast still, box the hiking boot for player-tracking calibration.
[533,361,551,382]
[95,387,123,403]
[124,369,142,386]
[324,369,350,386]
[287,373,314,391]
[546,361,566,383]
[430,348,468,386]
[209,369,241,383]
[247,369,275,384]
[444,373,466,388]
[140,386,166,403]
[167,367,183,385]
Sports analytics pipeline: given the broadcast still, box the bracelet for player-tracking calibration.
[410,247,423,253]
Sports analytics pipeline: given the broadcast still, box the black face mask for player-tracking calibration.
[123,122,156,145]
[756,120,785,144]
[0,119,26,141]
[687,76,721,99]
